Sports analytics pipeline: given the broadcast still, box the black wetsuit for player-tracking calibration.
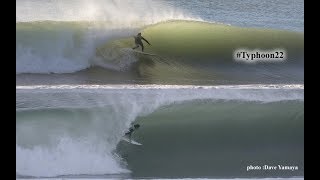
[125,124,140,140]
[133,34,150,52]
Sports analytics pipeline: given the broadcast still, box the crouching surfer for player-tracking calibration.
[132,32,151,52]
[125,124,140,142]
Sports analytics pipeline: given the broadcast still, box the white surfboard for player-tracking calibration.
[132,50,157,56]
[121,137,142,146]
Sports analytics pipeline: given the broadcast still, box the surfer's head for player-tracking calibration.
[138,32,141,36]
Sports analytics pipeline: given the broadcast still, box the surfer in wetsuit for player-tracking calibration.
[132,33,151,52]
[125,124,140,141]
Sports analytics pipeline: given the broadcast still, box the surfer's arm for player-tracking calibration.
[141,37,151,45]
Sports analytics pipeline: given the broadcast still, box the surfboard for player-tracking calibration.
[121,137,143,146]
[132,50,157,56]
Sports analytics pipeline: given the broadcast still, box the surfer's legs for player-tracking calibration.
[132,42,140,50]
[132,45,139,50]
[133,42,144,51]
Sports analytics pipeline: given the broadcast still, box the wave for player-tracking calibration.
[16,20,303,84]
[16,84,304,110]
[96,21,304,83]
[16,0,203,74]
[16,85,303,177]
[16,21,140,74]
[100,21,303,61]
[120,100,304,178]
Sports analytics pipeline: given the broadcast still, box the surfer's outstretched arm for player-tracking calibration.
[141,37,151,45]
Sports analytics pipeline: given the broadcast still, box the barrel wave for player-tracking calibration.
[16,20,303,85]
[16,85,304,178]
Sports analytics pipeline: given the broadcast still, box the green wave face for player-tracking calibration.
[97,21,303,84]
[99,20,303,61]
[16,20,303,84]
[117,100,304,178]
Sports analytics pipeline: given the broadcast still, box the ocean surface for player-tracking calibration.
[16,0,304,179]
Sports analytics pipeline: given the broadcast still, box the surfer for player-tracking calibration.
[125,124,140,141]
[132,33,151,52]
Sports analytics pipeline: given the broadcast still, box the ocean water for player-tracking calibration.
[16,0,304,179]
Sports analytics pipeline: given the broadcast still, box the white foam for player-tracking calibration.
[16,0,203,25]
[16,84,304,111]
[16,84,304,90]
[16,22,145,74]
[16,137,129,177]
[16,84,304,115]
